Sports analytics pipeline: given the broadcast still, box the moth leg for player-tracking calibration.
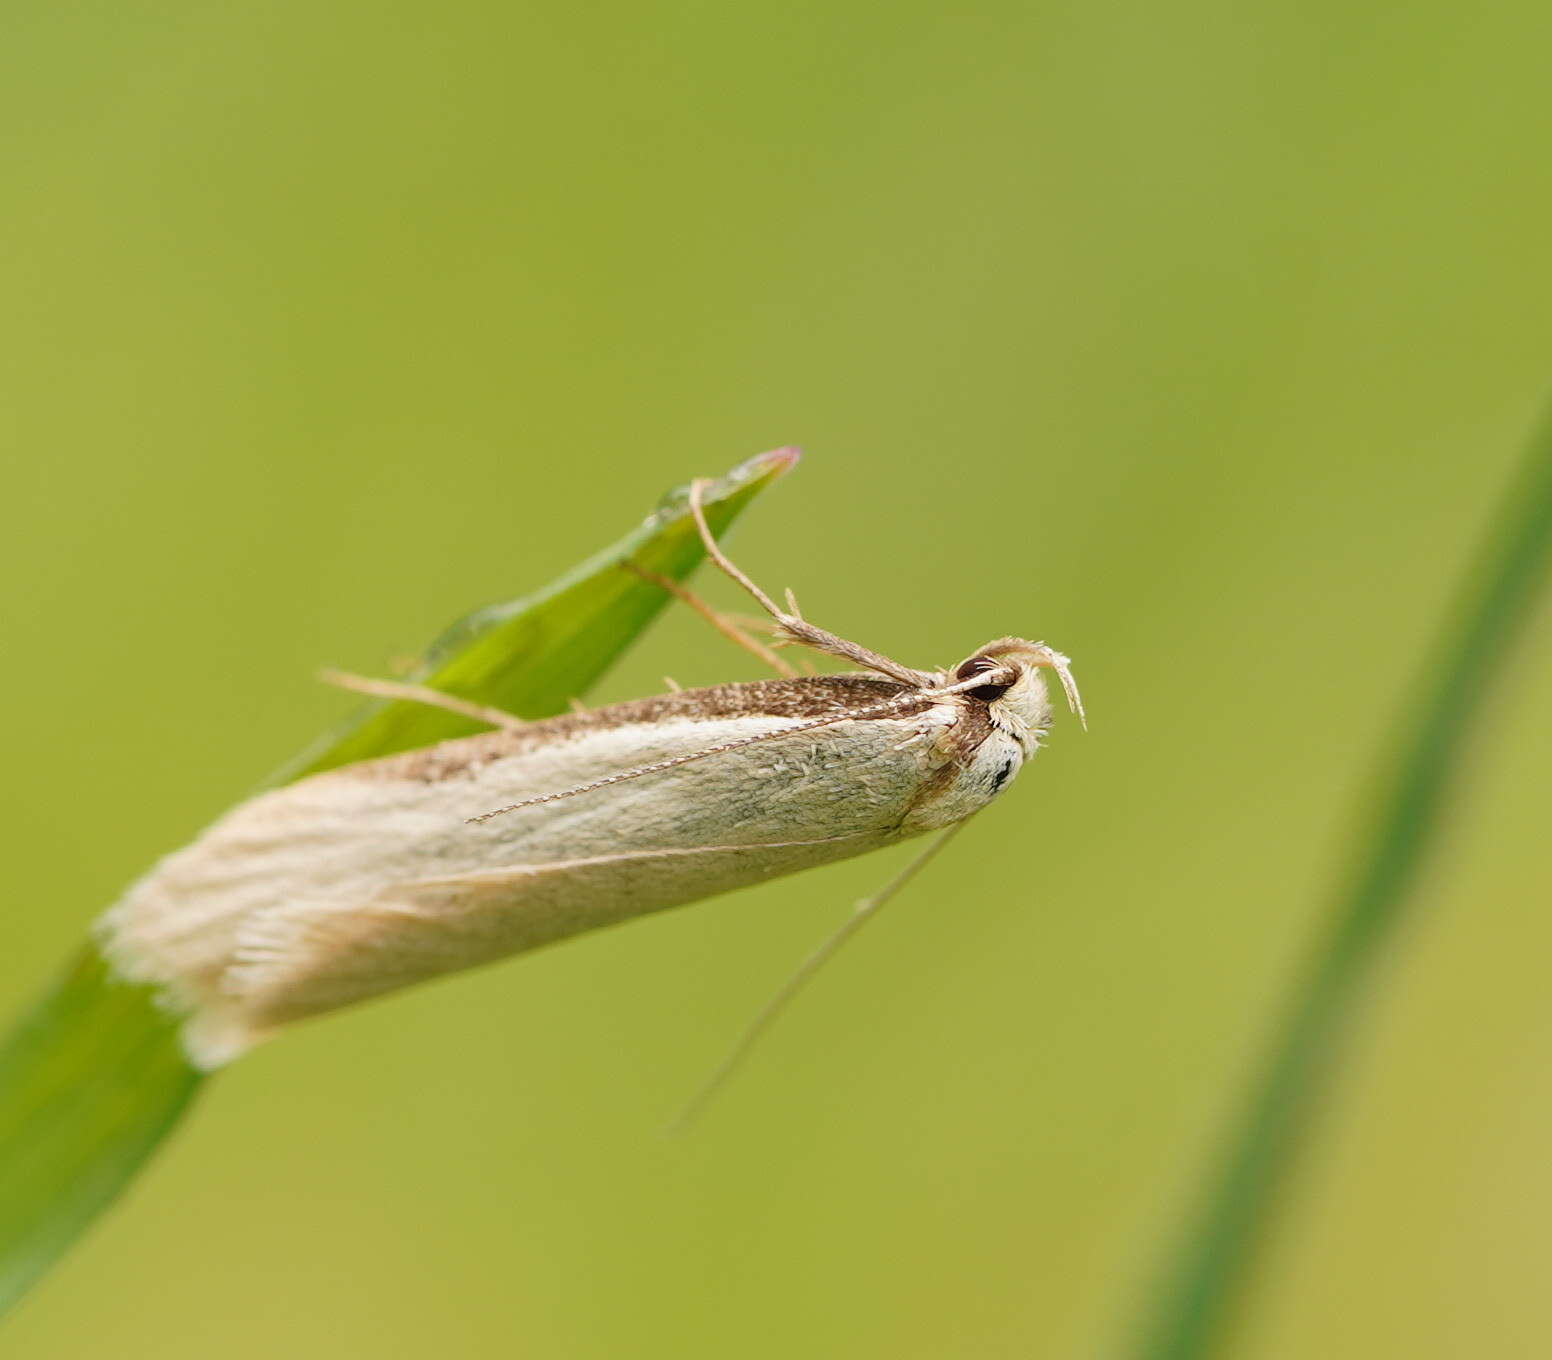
[724,610,784,636]
[777,594,818,671]
[671,820,971,1131]
[318,669,527,732]
[722,613,817,671]
[686,480,938,688]
[625,562,798,679]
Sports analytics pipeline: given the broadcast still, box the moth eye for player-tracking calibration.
[955,656,1012,703]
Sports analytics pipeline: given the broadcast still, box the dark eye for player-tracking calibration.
[955,656,1011,703]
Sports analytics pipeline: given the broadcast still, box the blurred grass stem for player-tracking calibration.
[1131,408,1552,1358]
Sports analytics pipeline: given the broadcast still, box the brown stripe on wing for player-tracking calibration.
[330,675,931,784]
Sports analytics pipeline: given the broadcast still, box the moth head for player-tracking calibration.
[950,637,1085,732]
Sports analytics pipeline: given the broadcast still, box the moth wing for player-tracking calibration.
[191,833,880,1064]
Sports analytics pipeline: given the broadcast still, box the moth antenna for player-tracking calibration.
[667,820,971,1135]
[687,479,937,689]
[934,667,1018,698]
[783,586,803,619]
[466,668,1028,825]
[466,690,939,824]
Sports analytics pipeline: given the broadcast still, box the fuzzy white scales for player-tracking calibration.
[99,661,1055,1068]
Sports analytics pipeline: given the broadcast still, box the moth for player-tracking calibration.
[99,483,1083,1074]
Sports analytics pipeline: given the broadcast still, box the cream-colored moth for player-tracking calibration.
[99,483,1083,1072]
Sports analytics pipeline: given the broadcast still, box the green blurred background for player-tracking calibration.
[5,2,1552,1356]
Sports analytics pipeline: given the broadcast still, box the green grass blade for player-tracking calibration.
[0,448,796,1316]
[1128,411,1552,1359]
[0,951,199,1313]
[284,447,799,777]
